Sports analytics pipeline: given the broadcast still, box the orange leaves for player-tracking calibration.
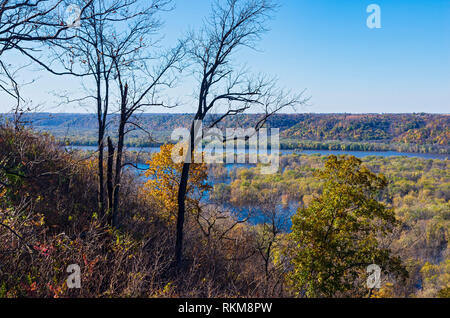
[47,282,66,298]
[83,253,100,275]
[142,144,211,223]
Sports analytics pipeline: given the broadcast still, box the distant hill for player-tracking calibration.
[1,112,448,153]
[281,113,449,145]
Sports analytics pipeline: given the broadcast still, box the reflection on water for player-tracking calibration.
[68,145,448,160]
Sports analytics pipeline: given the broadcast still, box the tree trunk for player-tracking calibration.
[97,130,105,218]
[107,137,114,224]
[175,119,198,267]
[96,58,105,219]
[175,161,190,266]
[112,117,125,228]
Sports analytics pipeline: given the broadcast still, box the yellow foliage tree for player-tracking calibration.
[142,144,211,223]
[419,260,450,298]
[370,282,395,298]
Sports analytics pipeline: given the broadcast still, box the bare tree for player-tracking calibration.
[175,0,308,267]
[0,0,94,111]
[0,0,112,214]
[28,0,174,220]
[252,189,291,296]
[108,29,184,227]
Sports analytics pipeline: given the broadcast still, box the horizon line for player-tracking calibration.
[1,112,449,116]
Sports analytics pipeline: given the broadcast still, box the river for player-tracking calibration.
[69,145,449,160]
[68,145,448,226]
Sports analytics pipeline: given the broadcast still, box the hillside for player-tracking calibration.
[1,126,448,298]
[281,113,449,145]
[1,113,449,153]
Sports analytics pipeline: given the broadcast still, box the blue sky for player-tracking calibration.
[3,0,450,113]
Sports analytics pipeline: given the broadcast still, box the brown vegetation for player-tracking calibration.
[0,126,286,297]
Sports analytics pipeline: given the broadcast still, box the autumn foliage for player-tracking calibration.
[142,144,211,223]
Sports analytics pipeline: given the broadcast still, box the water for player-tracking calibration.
[69,145,448,227]
[297,149,448,160]
[68,145,449,160]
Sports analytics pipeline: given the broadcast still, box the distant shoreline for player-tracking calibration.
[67,144,449,161]
[3,112,448,155]
[64,139,450,155]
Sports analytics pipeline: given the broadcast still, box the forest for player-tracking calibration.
[8,113,449,154]
[1,126,449,297]
[208,153,449,297]
[0,0,448,300]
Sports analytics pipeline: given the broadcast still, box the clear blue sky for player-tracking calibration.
[4,0,450,113]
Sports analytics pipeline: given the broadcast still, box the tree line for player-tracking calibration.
[3,112,448,154]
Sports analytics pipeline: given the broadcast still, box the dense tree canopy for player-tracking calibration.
[285,156,407,297]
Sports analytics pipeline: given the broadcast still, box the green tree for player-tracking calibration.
[286,155,407,297]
